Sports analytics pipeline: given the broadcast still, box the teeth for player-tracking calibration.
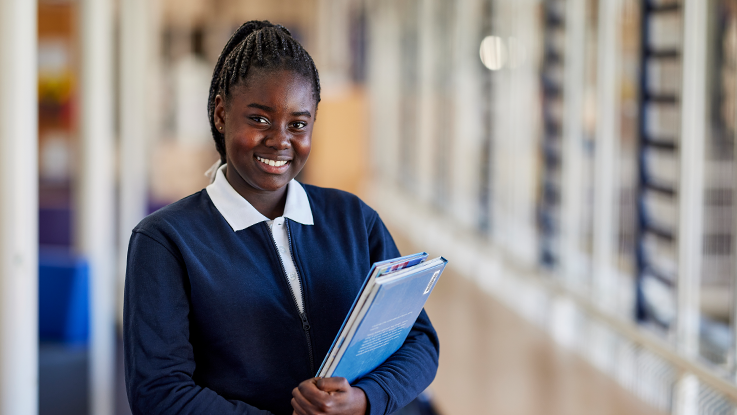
[257,156,288,167]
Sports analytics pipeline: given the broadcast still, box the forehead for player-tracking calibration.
[228,69,315,111]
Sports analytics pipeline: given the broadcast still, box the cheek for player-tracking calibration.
[294,136,312,159]
[226,133,259,154]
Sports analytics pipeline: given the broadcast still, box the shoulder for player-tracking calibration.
[300,183,380,228]
[132,190,217,243]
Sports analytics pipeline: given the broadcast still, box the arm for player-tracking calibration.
[291,313,438,415]
[124,231,273,415]
[289,210,439,415]
[352,213,440,415]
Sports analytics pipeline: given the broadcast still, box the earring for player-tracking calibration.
[219,126,223,130]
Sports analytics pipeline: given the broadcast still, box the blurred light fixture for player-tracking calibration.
[479,36,506,71]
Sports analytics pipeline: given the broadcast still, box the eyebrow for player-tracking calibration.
[247,103,274,112]
[291,110,312,118]
[247,103,312,118]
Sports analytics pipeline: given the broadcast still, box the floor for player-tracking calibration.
[418,252,666,415]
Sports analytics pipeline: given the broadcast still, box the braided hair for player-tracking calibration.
[208,21,321,163]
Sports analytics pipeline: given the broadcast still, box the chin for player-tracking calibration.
[252,177,292,192]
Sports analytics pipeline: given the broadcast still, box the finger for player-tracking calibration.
[291,397,309,415]
[298,378,330,404]
[292,386,324,414]
[316,377,351,393]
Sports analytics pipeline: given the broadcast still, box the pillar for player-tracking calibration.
[0,0,38,414]
[78,0,115,414]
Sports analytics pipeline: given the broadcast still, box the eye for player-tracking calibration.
[250,116,269,124]
[291,121,308,129]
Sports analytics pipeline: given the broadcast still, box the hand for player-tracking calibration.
[291,377,367,415]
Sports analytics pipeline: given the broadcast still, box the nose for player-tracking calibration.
[263,125,291,150]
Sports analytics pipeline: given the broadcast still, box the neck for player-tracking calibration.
[224,166,288,220]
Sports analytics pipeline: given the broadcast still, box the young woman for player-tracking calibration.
[124,21,439,415]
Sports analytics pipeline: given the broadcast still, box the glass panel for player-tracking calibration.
[478,0,495,234]
[399,0,420,190]
[616,0,642,320]
[633,0,683,338]
[574,0,600,293]
[432,0,455,209]
[698,0,737,372]
[538,0,566,269]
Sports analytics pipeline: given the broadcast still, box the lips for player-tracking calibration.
[255,155,290,173]
[256,156,288,167]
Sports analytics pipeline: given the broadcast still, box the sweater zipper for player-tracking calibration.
[268,220,315,374]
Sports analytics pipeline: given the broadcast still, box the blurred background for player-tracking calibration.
[1,0,736,414]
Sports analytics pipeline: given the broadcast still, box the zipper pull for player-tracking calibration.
[301,314,310,331]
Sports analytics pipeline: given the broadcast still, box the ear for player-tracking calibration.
[214,94,226,132]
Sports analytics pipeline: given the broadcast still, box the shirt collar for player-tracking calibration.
[206,164,314,231]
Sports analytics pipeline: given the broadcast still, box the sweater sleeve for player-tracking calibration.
[354,213,440,415]
[124,230,273,415]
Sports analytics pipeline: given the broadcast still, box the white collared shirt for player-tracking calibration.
[206,164,313,312]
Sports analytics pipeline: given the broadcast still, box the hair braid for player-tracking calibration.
[207,20,320,163]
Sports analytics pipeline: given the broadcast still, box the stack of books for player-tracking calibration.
[317,253,448,383]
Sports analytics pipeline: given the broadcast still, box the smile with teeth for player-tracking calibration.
[256,156,289,167]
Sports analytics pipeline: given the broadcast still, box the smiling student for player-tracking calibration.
[123,21,439,415]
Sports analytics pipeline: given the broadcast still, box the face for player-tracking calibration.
[213,68,315,196]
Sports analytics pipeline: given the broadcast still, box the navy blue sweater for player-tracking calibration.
[123,185,439,415]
